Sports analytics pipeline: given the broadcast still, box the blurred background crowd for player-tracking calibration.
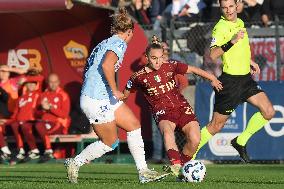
[85,0,284,28]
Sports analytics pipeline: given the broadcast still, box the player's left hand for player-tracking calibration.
[113,90,125,101]
[250,60,260,75]
[211,78,223,92]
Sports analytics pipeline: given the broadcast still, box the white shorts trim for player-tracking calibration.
[80,95,123,124]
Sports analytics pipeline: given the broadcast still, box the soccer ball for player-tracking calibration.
[182,160,206,182]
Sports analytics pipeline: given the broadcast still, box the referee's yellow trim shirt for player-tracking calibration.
[210,16,251,75]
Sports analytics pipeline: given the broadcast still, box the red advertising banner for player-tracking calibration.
[250,38,284,81]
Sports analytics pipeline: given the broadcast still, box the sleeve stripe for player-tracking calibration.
[210,45,218,49]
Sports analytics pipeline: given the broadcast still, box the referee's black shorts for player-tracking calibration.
[214,72,263,115]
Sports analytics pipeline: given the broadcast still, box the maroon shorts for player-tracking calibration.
[154,105,198,130]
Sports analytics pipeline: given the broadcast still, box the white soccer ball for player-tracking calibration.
[182,160,206,182]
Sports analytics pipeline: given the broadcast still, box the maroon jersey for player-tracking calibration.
[36,87,70,123]
[126,61,189,114]
[10,91,40,122]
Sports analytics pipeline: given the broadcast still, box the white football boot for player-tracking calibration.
[138,168,169,183]
[64,158,80,184]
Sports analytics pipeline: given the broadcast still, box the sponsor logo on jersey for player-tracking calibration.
[19,97,33,107]
[147,79,176,96]
[155,110,165,116]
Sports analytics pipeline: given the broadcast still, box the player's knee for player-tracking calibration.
[262,106,275,120]
[190,135,200,149]
[184,130,200,148]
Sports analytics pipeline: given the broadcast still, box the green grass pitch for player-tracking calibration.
[0,163,283,189]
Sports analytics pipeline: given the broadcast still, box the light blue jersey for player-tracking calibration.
[81,35,127,100]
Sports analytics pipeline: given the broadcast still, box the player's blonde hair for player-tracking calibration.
[146,35,163,56]
[110,7,134,35]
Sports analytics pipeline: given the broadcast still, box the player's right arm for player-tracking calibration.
[186,65,223,92]
[101,51,124,100]
[210,25,245,61]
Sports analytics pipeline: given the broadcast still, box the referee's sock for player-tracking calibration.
[192,126,212,160]
[237,112,268,146]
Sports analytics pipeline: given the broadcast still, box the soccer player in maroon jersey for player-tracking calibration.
[123,36,223,178]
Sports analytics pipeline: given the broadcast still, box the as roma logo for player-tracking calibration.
[63,40,88,74]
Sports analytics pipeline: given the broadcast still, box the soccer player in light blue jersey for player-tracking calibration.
[64,8,168,184]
